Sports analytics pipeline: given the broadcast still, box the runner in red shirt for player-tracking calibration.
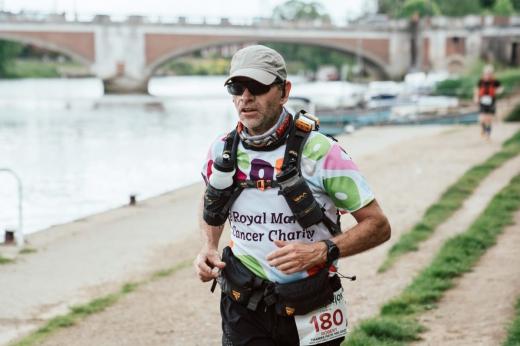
[473,65,503,140]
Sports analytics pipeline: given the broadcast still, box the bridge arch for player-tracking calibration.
[0,33,94,68]
[145,38,391,81]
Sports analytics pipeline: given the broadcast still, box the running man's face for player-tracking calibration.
[231,77,291,136]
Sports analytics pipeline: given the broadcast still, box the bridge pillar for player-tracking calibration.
[102,76,149,94]
[93,24,149,94]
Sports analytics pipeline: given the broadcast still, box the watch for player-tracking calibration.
[322,239,340,264]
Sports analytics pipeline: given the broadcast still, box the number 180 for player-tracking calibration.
[310,309,344,332]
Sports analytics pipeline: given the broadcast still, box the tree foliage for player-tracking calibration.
[379,0,518,16]
[480,0,496,8]
[272,0,331,23]
[378,0,406,16]
[436,0,482,16]
[493,0,515,14]
[261,42,353,74]
[0,40,23,77]
[398,0,441,17]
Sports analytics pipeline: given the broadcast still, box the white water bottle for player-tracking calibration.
[209,153,235,190]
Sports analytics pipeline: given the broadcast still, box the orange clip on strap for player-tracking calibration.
[295,118,312,132]
[295,112,319,132]
[256,180,267,191]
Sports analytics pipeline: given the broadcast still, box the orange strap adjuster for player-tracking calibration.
[256,180,269,191]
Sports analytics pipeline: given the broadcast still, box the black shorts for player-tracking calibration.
[479,104,496,114]
[221,293,345,346]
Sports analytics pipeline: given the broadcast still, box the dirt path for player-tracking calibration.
[0,184,205,344]
[344,147,520,325]
[29,122,520,346]
[413,210,520,346]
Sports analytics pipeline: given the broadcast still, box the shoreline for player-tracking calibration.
[25,181,203,247]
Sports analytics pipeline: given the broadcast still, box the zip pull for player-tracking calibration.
[337,272,356,281]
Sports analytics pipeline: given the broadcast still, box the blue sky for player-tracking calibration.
[1,0,378,24]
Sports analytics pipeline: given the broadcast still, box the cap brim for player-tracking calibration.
[224,68,277,86]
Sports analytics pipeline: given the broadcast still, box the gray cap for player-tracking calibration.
[224,45,287,86]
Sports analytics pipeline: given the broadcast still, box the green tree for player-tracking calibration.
[436,0,482,16]
[398,0,441,17]
[512,0,520,10]
[272,0,331,23]
[0,40,23,77]
[493,0,515,14]
[480,0,496,9]
[262,42,353,75]
[378,0,406,16]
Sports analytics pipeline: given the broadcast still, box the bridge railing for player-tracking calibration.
[1,11,519,30]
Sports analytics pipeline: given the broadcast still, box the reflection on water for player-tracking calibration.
[0,76,236,234]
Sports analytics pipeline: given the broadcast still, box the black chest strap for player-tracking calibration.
[226,114,341,236]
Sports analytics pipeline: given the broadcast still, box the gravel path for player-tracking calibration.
[19,122,519,346]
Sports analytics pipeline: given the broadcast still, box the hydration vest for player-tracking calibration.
[203,110,341,236]
[479,79,498,98]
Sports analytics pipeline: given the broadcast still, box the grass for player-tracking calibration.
[506,103,520,122]
[0,255,14,264]
[1,59,90,79]
[0,247,37,265]
[344,172,520,345]
[10,259,192,346]
[19,247,37,255]
[434,65,520,99]
[378,129,520,272]
[503,298,520,346]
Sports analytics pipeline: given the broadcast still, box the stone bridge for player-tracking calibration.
[0,14,519,93]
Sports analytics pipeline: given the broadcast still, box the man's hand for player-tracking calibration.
[266,240,327,274]
[194,247,226,282]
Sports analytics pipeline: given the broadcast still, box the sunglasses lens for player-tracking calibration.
[249,82,271,95]
[226,83,245,96]
[226,80,272,96]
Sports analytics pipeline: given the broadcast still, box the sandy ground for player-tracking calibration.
[0,121,512,346]
[414,210,520,346]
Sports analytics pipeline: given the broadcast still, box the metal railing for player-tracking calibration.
[0,168,24,246]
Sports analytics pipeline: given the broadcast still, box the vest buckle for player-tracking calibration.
[256,180,268,191]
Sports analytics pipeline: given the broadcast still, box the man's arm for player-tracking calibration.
[473,86,479,104]
[267,199,390,274]
[194,197,226,282]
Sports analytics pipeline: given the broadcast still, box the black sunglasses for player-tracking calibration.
[226,79,284,96]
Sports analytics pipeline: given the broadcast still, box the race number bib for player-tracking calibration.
[295,288,348,345]
[480,95,493,106]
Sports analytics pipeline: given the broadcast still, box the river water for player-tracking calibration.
[0,76,240,234]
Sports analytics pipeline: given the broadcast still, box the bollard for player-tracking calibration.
[0,168,24,246]
[4,230,15,245]
[129,195,137,206]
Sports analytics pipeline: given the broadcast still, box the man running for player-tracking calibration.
[474,64,503,140]
[194,45,391,346]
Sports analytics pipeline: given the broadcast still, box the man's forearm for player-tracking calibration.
[335,214,390,258]
[200,219,225,250]
[198,198,225,249]
[331,200,391,258]
[195,202,227,281]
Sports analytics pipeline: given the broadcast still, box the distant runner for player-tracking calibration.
[474,64,503,140]
[194,45,391,346]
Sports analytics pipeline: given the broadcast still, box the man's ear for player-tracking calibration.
[281,81,291,104]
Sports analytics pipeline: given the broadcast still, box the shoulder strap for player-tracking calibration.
[223,129,239,164]
[281,112,312,174]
